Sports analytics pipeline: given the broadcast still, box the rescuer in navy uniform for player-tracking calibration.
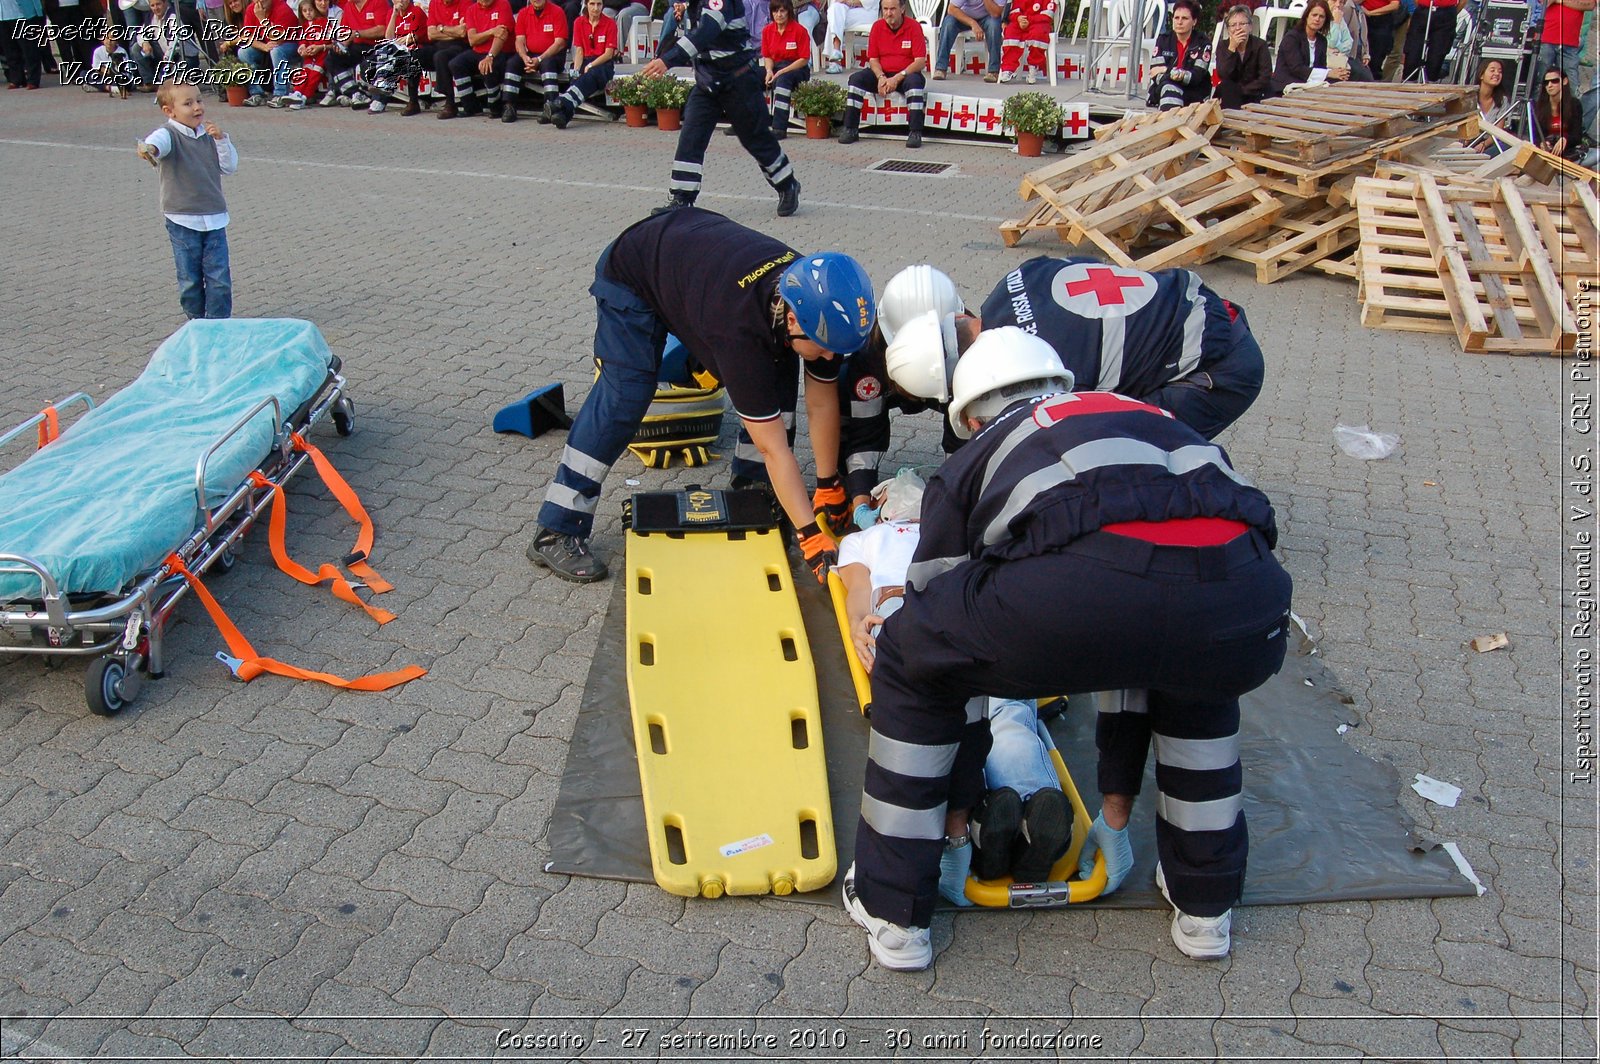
[842,328,1292,971]
[639,0,803,217]
[528,208,875,583]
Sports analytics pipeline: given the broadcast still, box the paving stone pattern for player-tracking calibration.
[0,88,1593,1061]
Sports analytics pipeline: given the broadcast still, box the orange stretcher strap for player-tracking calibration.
[165,554,426,692]
[36,406,59,449]
[290,432,393,593]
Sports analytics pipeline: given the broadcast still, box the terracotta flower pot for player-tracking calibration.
[1016,131,1044,157]
[624,104,648,127]
[226,84,248,107]
[656,107,681,131]
[805,115,831,139]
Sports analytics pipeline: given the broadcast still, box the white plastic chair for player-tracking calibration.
[1047,0,1072,86]
[625,17,663,64]
[1256,0,1306,51]
[908,0,945,61]
[1092,0,1162,92]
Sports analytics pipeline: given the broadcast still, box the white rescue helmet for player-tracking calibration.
[878,264,966,342]
[884,309,960,403]
[947,328,1075,440]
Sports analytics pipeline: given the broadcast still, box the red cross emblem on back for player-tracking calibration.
[1050,262,1156,317]
[1064,266,1146,305]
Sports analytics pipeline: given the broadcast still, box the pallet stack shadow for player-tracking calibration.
[1001,84,1600,356]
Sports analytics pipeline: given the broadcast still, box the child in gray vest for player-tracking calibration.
[135,81,238,319]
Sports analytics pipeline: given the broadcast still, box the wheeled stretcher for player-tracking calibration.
[827,570,1107,906]
[0,319,422,715]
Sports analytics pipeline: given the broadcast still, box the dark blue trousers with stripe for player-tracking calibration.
[854,529,1291,928]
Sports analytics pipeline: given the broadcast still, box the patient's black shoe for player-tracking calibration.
[1012,787,1072,883]
[969,787,1022,881]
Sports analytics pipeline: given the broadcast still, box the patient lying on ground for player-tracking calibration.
[834,471,1073,904]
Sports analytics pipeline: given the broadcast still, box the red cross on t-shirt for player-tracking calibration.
[1064,266,1146,305]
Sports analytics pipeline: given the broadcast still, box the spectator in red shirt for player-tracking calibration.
[763,0,811,139]
[504,0,568,123]
[839,0,927,149]
[427,0,473,118]
[363,0,427,113]
[546,0,616,128]
[288,0,336,105]
[1360,0,1398,78]
[1538,0,1593,89]
[325,0,388,106]
[441,0,512,118]
[1400,0,1456,83]
[998,0,1053,82]
[240,0,301,105]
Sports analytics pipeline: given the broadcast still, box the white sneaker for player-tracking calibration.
[367,99,386,113]
[318,91,339,107]
[350,91,372,106]
[1155,863,1232,960]
[1026,69,1037,84]
[841,864,932,971]
[996,69,1014,83]
[285,91,307,109]
[335,94,352,106]
[824,61,844,75]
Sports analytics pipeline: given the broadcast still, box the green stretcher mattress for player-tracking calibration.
[0,319,333,604]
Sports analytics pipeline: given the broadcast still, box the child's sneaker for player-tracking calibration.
[1155,863,1233,960]
[285,91,307,109]
[243,93,265,106]
[841,864,932,971]
[267,94,287,108]
[318,91,339,107]
[996,69,1013,83]
[349,91,372,106]
[368,98,386,113]
[1026,69,1037,84]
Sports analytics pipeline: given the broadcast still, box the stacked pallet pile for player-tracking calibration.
[1000,83,1599,355]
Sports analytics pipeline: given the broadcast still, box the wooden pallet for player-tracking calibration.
[1353,175,1584,354]
[1218,197,1359,283]
[1215,84,1477,198]
[1001,102,1281,269]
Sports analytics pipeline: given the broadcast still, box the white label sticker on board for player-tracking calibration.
[719,833,775,858]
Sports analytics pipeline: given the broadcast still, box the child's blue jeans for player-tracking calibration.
[165,220,232,319]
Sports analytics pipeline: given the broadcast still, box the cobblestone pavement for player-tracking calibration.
[0,85,1594,1062]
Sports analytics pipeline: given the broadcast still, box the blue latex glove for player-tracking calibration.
[938,842,974,907]
[853,502,880,530]
[1077,813,1133,894]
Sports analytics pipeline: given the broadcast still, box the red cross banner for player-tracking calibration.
[975,99,1003,136]
[860,94,879,126]
[925,95,951,129]
[963,45,985,75]
[878,94,907,126]
[1061,105,1090,140]
[950,96,978,133]
[1049,262,1157,318]
[1056,54,1079,80]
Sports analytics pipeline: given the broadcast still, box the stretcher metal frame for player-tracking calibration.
[0,364,354,716]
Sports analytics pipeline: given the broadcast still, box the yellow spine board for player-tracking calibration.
[826,570,873,716]
[625,527,837,898]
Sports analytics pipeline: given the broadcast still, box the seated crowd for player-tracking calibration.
[8,0,1593,160]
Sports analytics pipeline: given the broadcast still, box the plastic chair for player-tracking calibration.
[626,17,663,64]
[908,0,945,60]
[1256,0,1305,52]
[1047,0,1072,86]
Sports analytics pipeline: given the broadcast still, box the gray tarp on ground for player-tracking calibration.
[546,568,1476,907]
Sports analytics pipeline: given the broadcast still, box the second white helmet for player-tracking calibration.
[884,309,960,403]
[878,265,966,342]
[947,328,1075,439]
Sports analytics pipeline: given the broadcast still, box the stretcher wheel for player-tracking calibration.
[332,398,355,437]
[85,656,129,717]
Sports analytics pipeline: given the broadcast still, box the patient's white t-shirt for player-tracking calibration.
[836,520,921,597]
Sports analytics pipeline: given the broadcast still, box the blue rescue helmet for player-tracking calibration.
[780,253,876,355]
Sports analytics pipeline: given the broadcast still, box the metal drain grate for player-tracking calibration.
[867,159,956,176]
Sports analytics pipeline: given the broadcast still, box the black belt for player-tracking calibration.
[1062,528,1270,582]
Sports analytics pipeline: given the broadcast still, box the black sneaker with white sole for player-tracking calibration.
[1012,787,1072,882]
[969,786,1023,881]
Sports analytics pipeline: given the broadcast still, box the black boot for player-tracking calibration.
[906,126,922,149]
[839,109,860,145]
[776,178,800,217]
[651,191,697,216]
[502,101,517,122]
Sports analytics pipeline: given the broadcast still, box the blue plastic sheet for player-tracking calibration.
[0,319,333,603]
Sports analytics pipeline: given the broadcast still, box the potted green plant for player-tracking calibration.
[212,53,254,107]
[609,73,653,127]
[646,74,691,132]
[790,79,847,139]
[1002,90,1063,157]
